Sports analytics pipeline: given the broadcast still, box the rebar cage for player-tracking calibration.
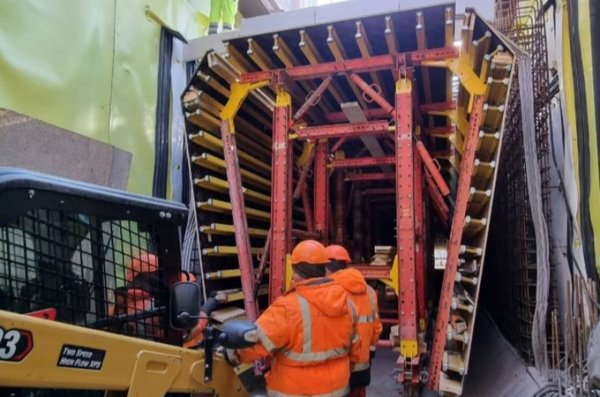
[0,168,188,345]
[485,0,554,364]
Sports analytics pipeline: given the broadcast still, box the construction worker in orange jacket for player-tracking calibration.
[325,245,383,397]
[231,239,361,397]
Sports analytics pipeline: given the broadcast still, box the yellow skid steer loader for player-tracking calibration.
[0,168,254,396]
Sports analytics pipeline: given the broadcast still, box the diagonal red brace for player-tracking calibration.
[424,170,449,226]
[350,73,394,115]
[416,141,450,196]
[293,146,315,200]
[330,137,347,154]
[293,75,333,121]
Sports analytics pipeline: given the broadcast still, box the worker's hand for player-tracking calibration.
[182,311,209,347]
[224,348,241,366]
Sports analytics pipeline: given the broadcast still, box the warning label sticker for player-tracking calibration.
[57,344,105,370]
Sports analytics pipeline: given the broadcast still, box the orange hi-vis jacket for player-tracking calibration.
[238,277,361,397]
[330,269,382,380]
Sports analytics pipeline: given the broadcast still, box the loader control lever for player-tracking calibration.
[169,282,257,382]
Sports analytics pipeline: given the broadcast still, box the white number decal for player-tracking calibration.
[0,329,21,359]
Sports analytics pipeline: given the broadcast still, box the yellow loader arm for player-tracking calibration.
[0,310,248,397]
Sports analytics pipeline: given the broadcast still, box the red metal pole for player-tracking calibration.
[254,228,272,296]
[239,47,459,83]
[330,137,347,154]
[420,101,456,113]
[301,184,314,233]
[349,72,394,115]
[428,96,485,391]
[293,147,315,200]
[335,167,345,244]
[294,120,390,140]
[395,79,418,368]
[314,141,329,244]
[364,198,372,261]
[424,170,450,225]
[416,141,450,197]
[221,121,258,321]
[269,91,293,302]
[352,185,362,262]
[325,108,391,123]
[345,172,395,182]
[363,188,395,196]
[414,145,427,330]
[330,156,396,169]
[293,75,332,121]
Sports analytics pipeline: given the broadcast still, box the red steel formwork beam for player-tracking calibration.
[414,145,427,330]
[352,186,363,262]
[428,96,485,391]
[293,75,333,122]
[345,172,395,182]
[314,141,329,243]
[364,197,372,259]
[293,146,315,200]
[424,170,450,226]
[255,228,272,297]
[239,47,459,83]
[395,79,419,375]
[349,73,394,115]
[335,167,345,244]
[293,120,391,140]
[221,121,258,320]
[269,91,293,302]
[363,188,395,196]
[419,101,456,113]
[292,229,320,240]
[301,185,315,233]
[351,265,392,280]
[325,108,391,123]
[416,141,451,197]
[330,156,396,169]
[330,137,347,154]
[423,126,454,137]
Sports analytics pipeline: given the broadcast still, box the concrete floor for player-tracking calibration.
[368,348,402,395]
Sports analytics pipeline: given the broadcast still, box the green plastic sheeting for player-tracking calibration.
[0,0,208,195]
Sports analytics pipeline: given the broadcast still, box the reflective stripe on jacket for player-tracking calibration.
[238,277,360,396]
[330,268,383,388]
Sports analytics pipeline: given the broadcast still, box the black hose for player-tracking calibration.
[152,28,173,199]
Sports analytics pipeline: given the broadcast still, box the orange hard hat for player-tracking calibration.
[127,252,158,282]
[291,240,329,266]
[325,245,352,263]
